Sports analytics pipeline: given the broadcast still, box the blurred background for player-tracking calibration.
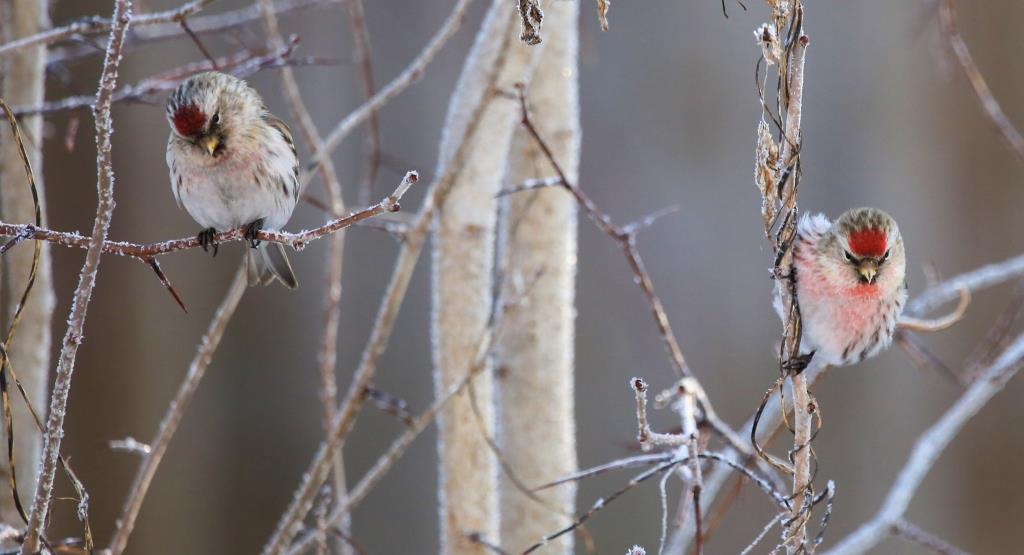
[19,0,1024,552]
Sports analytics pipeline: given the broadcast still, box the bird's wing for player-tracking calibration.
[263,112,300,199]
[167,135,184,209]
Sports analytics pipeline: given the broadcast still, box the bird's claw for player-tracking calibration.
[244,218,264,248]
[197,228,219,257]
[782,351,815,375]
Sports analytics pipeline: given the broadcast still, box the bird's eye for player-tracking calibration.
[881,249,890,261]
[843,251,855,263]
[210,113,220,126]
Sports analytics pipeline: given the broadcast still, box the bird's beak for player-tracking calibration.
[858,260,878,284]
[201,134,220,156]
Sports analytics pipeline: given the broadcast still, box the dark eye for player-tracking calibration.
[843,251,855,263]
[881,249,890,261]
[210,113,220,126]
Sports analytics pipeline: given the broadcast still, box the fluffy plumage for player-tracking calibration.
[165,71,300,288]
[775,207,907,366]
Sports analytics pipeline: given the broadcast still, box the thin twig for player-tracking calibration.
[937,0,1024,165]
[342,0,383,206]
[891,520,971,555]
[12,38,318,116]
[302,0,476,189]
[261,24,490,545]
[907,253,1024,316]
[46,0,331,67]
[287,294,510,555]
[824,333,1024,555]
[256,0,351,548]
[512,83,691,380]
[106,267,248,555]
[533,453,673,492]
[0,0,213,58]
[20,1,132,551]
[524,451,790,555]
[898,287,969,332]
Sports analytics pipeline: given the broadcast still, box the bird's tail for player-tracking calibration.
[245,242,298,289]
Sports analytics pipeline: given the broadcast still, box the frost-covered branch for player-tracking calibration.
[11,37,323,116]
[0,175,415,259]
[0,0,211,58]
[21,1,132,551]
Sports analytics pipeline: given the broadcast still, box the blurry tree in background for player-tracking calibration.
[0,0,1023,554]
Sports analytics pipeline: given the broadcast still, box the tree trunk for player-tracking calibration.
[0,0,54,529]
[431,1,542,552]
[496,1,580,552]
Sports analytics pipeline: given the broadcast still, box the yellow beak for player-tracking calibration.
[858,260,878,284]
[201,135,220,156]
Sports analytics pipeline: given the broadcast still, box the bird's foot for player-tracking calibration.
[244,218,265,248]
[783,351,815,375]
[197,228,219,257]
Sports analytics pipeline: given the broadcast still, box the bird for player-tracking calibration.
[775,207,907,367]
[165,71,300,288]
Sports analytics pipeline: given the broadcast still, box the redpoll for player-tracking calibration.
[775,208,907,366]
[165,71,299,288]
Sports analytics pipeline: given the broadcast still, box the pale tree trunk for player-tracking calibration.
[431,1,542,552]
[0,0,54,529]
[495,1,579,553]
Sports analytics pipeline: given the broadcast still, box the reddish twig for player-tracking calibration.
[511,82,692,380]
[145,258,188,313]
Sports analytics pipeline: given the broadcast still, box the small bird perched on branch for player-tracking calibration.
[165,71,300,288]
[775,207,907,366]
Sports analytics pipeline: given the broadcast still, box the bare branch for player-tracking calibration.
[260,4,498,549]
[511,82,693,380]
[256,1,352,549]
[342,0,383,206]
[302,0,476,188]
[107,267,248,555]
[46,0,332,67]
[898,287,969,332]
[907,253,1024,316]
[0,173,415,259]
[108,437,151,456]
[937,0,1024,165]
[0,0,212,58]
[12,37,315,116]
[825,333,1024,555]
[891,520,970,555]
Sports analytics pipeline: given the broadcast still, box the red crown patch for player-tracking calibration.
[848,228,887,258]
[172,104,206,138]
